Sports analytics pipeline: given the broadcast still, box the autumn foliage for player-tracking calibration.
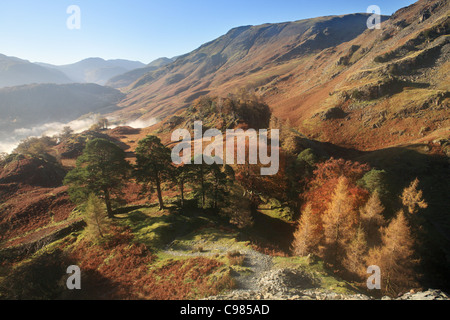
[292,158,427,296]
[302,158,370,222]
[366,210,418,295]
[322,176,359,267]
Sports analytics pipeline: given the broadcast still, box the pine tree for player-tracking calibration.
[401,178,428,215]
[172,165,192,208]
[322,176,358,267]
[64,138,130,218]
[367,210,418,296]
[223,185,254,229]
[59,126,74,141]
[360,191,386,246]
[191,157,210,209]
[135,135,173,210]
[292,203,322,256]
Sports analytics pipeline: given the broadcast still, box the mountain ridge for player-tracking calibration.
[0,54,72,88]
[112,13,388,123]
[38,58,146,85]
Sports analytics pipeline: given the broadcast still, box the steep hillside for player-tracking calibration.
[0,54,72,88]
[112,0,448,151]
[39,58,146,85]
[113,13,378,121]
[267,0,450,151]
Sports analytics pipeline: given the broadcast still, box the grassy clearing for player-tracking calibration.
[116,207,216,250]
[115,208,244,297]
[258,206,294,223]
[162,221,255,275]
[170,227,241,251]
[257,197,295,222]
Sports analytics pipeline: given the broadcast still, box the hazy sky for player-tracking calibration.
[0,0,416,65]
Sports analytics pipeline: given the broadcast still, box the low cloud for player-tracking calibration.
[0,115,99,154]
[110,117,159,129]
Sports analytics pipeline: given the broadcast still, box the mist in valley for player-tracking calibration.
[0,116,159,154]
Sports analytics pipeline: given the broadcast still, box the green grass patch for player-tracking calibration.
[118,209,225,251]
[259,198,294,222]
[170,226,247,253]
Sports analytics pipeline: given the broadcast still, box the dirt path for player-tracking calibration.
[232,249,273,291]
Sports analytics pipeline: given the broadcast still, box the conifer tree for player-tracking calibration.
[84,193,110,240]
[172,164,191,208]
[367,210,418,295]
[360,191,386,246]
[292,204,322,256]
[322,176,357,267]
[223,184,254,229]
[343,226,368,281]
[135,135,173,210]
[64,138,130,218]
[191,157,210,209]
[401,178,428,215]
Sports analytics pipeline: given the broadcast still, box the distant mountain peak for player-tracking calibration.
[0,54,72,88]
[40,58,146,85]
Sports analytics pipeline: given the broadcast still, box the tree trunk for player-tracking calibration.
[200,165,205,209]
[180,181,185,208]
[213,177,218,209]
[104,189,114,218]
[156,175,164,210]
[95,216,104,238]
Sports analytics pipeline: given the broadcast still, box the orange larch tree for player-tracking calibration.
[366,210,418,296]
[291,203,323,256]
[322,176,359,268]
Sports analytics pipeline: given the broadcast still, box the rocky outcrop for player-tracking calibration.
[385,289,450,300]
[207,268,371,300]
[206,268,450,301]
[347,77,405,101]
[313,107,348,121]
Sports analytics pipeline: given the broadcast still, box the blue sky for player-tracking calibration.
[0,0,416,65]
